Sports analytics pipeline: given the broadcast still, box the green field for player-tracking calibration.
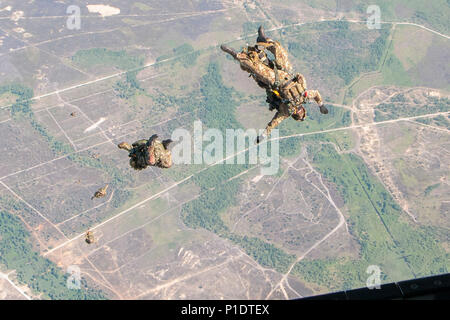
[302,0,450,34]
[0,204,106,300]
[292,143,449,292]
[72,48,144,71]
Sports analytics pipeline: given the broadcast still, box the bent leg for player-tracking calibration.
[237,52,277,88]
[257,41,292,72]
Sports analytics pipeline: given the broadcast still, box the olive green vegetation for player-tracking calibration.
[2,83,132,211]
[374,97,450,122]
[198,63,242,131]
[380,54,412,86]
[156,43,200,68]
[68,153,132,210]
[242,21,271,38]
[71,48,145,100]
[305,0,450,34]
[181,172,296,273]
[288,21,390,86]
[179,62,296,273]
[353,0,450,35]
[72,48,144,70]
[114,71,144,100]
[1,83,73,156]
[0,208,105,299]
[416,114,450,130]
[424,183,440,196]
[159,62,245,130]
[279,106,352,158]
[292,143,449,290]
[175,62,245,132]
[0,83,33,116]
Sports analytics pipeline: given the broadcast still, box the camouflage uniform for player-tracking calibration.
[85,231,95,244]
[255,40,292,73]
[221,30,326,141]
[118,136,172,170]
[92,184,108,200]
[229,47,288,90]
[223,43,323,109]
[264,103,306,137]
[148,140,173,168]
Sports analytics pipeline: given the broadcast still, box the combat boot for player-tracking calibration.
[257,25,270,43]
[220,44,238,59]
[256,132,267,144]
[319,105,329,114]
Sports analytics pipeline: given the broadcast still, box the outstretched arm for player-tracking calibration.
[304,89,323,106]
[305,89,328,114]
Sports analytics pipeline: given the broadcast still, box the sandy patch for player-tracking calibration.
[0,6,12,12]
[428,91,441,97]
[10,11,24,22]
[252,175,263,183]
[84,117,106,133]
[87,4,120,17]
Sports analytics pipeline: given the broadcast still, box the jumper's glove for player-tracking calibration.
[319,104,329,114]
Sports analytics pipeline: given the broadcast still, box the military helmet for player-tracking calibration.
[292,106,306,121]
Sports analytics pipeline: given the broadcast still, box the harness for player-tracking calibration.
[248,45,307,116]
[269,62,307,115]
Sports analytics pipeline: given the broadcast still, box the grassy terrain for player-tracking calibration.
[416,114,450,130]
[176,61,358,275]
[344,23,450,103]
[357,0,450,34]
[303,0,450,34]
[72,48,144,71]
[2,83,133,222]
[277,105,352,158]
[292,143,449,292]
[68,153,133,211]
[114,71,144,100]
[177,62,296,273]
[0,204,105,300]
[156,43,200,68]
[287,21,390,86]
[2,5,448,297]
[284,21,391,104]
[1,83,74,156]
[374,96,450,121]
